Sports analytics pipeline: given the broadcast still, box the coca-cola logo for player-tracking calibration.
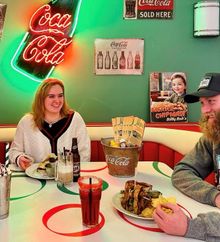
[138,0,171,6]
[22,4,72,66]
[23,35,72,65]
[110,41,128,50]
[106,155,130,166]
[30,4,71,36]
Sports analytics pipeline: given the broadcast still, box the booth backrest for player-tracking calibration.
[0,124,202,167]
[0,123,214,184]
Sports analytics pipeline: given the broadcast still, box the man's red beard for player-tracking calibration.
[199,112,220,144]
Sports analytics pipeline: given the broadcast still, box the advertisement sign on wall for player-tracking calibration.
[150,72,188,123]
[94,38,144,75]
[124,0,174,20]
[0,3,7,40]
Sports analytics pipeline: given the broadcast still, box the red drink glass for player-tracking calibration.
[78,176,102,227]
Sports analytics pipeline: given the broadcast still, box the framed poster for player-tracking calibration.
[0,3,7,40]
[94,38,144,75]
[123,0,174,20]
[149,72,188,122]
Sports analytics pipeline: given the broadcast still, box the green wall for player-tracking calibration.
[0,0,220,124]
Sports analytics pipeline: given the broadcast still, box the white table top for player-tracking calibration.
[1,161,219,242]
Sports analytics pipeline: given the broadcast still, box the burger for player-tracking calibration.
[121,180,161,216]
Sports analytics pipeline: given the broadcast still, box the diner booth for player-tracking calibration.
[0,1,220,242]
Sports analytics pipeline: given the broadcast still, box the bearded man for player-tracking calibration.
[153,73,220,241]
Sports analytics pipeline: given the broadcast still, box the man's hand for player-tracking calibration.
[18,156,33,170]
[153,203,188,236]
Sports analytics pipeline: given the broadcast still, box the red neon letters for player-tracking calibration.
[23,4,72,65]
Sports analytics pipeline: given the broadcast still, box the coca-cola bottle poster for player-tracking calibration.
[150,72,188,122]
[0,3,7,40]
[94,38,144,75]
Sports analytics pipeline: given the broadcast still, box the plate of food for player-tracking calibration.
[25,154,57,180]
[112,180,176,220]
[25,163,54,180]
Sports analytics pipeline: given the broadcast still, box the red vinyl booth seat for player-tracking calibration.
[0,122,215,185]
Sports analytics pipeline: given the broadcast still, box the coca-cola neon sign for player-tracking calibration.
[11,0,82,82]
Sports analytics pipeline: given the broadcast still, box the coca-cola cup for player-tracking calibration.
[78,176,102,227]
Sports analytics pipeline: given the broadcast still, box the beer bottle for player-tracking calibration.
[11,0,82,82]
[71,137,80,182]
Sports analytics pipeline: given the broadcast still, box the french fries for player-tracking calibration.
[141,195,176,218]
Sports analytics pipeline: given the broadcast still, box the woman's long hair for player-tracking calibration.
[31,78,72,129]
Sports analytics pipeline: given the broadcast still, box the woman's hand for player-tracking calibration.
[18,156,33,170]
[152,203,188,236]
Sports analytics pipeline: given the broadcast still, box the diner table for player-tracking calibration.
[1,161,219,242]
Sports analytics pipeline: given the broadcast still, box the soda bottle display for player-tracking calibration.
[97,51,103,69]
[112,51,118,69]
[119,51,126,69]
[104,51,111,69]
[11,0,82,82]
[71,137,80,182]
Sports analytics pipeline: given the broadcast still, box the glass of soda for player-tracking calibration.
[78,176,102,227]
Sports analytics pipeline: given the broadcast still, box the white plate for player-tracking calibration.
[25,163,55,180]
[9,163,23,172]
[112,193,153,220]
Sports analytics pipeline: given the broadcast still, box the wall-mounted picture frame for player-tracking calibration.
[0,3,7,40]
[123,0,174,20]
[149,72,188,123]
[94,38,144,75]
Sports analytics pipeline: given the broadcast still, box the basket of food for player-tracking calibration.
[101,116,145,177]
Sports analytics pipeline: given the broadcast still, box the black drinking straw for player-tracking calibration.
[89,177,92,225]
[63,147,66,164]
